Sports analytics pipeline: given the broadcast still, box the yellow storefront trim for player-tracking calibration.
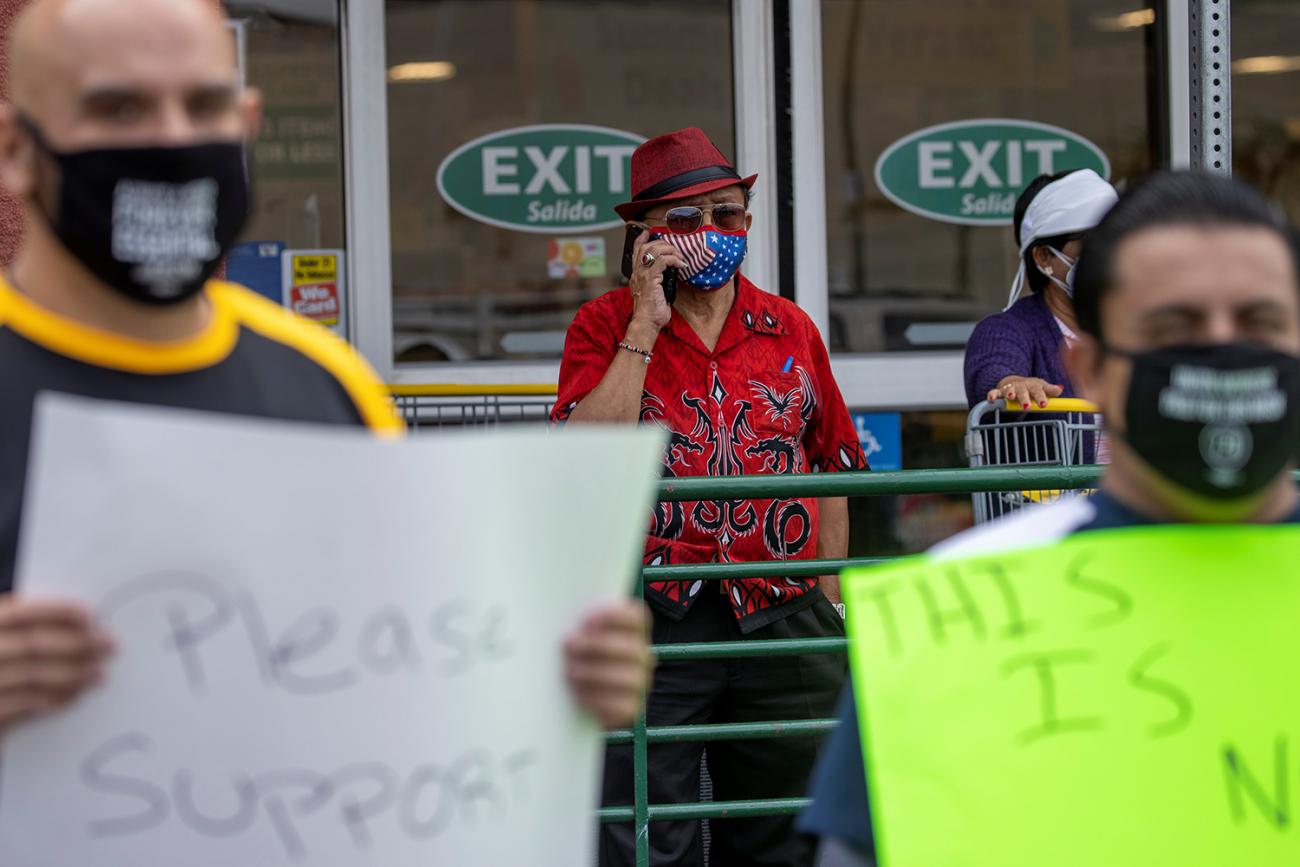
[388,383,558,397]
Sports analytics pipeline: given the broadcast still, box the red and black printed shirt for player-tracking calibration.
[553,276,868,632]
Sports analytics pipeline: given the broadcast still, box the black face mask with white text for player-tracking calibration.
[20,115,250,306]
[1112,343,1300,501]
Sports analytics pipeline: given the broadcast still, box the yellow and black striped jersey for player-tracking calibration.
[0,277,401,592]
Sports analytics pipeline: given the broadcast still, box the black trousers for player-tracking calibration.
[600,586,847,867]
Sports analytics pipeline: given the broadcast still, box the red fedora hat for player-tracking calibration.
[614,127,758,222]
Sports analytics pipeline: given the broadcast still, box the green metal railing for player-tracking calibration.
[598,462,1300,865]
[599,465,1105,867]
[656,464,1102,500]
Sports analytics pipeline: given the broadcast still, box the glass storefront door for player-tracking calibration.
[224,2,348,326]
[814,0,1166,549]
[383,0,735,366]
[1231,0,1300,224]
[820,0,1161,355]
[341,0,1206,398]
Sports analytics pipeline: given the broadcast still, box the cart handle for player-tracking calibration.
[1003,397,1100,413]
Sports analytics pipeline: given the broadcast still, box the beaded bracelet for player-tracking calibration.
[617,341,653,364]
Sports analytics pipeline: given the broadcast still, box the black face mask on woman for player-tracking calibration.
[1110,342,1300,500]
[19,114,250,306]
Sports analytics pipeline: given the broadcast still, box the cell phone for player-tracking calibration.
[620,223,677,305]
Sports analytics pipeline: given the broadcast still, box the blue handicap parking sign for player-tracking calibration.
[852,412,902,471]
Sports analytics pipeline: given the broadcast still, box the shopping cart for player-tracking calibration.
[965,397,1104,524]
[389,384,557,430]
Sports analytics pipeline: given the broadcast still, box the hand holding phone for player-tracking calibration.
[621,224,679,331]
[649,233,679,305]
[620,222,643,283]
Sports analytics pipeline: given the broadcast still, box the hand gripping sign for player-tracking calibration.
[843,525,1300,866]
[0,394,664,867]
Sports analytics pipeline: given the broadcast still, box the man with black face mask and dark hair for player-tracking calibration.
[1066,171,1300,519]
[800,169,1300,866]
[0,0,653,742]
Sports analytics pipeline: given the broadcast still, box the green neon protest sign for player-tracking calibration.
[843,524,1300,866]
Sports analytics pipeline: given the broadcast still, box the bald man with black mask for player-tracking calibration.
[0,0,651,742]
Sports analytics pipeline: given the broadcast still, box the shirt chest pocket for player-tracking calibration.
[746,371,808,439]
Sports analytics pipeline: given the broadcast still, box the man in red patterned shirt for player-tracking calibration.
[553,127,868,867]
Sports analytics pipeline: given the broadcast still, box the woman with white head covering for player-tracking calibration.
[963,168,1118,409]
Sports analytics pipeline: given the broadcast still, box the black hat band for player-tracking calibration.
[632,165,742,202]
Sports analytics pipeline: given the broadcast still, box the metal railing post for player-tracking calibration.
[634,711,650,867]
[632,544,651,867]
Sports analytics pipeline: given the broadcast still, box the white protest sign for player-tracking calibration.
[0,395,664,867]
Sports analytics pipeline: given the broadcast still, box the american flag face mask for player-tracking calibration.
[655,226,748,292]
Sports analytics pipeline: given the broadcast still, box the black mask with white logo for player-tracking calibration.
[1113,342,1300,500]
[20,115,250,306]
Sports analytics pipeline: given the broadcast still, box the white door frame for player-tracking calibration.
[789,0,830,341]
[340,0,393,372]
[731,1,780,296]
[1166,0,1192,168]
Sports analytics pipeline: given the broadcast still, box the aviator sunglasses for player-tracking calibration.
[645,202,747,234]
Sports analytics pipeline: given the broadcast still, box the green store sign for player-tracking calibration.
[436,124,645,234]
[874,119,1111,226]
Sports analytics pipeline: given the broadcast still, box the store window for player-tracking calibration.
[820,0,1159,354]
[223,2,348,324]
[849,410,976,556]
[1231,1,1300,224]
[384,0,734,365]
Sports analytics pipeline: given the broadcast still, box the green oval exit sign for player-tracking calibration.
[874,119,1111,226]
[436,124,645,234]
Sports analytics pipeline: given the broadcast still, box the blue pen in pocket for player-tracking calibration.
[781,355,794,373]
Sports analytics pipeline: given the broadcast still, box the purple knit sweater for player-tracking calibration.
[963,292,1073,409]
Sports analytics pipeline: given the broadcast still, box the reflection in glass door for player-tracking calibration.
[820,0,1160,355]
[224,2,347,326]
[384,0,735,365]
[1232,2,1300,225]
